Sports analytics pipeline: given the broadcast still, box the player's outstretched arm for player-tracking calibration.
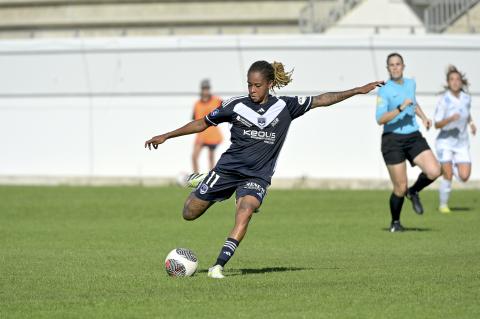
[311,81,384,109]
[145,118,209,150]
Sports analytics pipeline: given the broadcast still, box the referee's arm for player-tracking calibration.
[377,99,411,125]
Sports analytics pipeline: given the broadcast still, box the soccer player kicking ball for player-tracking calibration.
[145,60,383,278]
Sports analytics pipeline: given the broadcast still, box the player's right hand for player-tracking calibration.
[402,99,413,109]
[145,134,167,150]
[450,113,460,122]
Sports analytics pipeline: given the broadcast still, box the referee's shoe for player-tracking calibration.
[390,221,404,232]
[406,189,424,215]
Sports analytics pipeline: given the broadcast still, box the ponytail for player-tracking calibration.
[248,60,293,92]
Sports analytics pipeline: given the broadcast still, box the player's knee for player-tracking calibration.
[459,173,470,183]
[393,182,408,197]
[182,203,197,221]
[237,204,255,222]
[426,166,441,180]
[443,170,453,181]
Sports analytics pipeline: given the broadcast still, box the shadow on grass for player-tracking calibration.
[381,227,433,232]
[450,207,471,212]
[197,266,324,276]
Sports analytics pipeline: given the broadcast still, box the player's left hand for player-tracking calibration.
[470,122,477,136]
[145,134,168,150]
[423,118,432,130]
[357,81,385,94]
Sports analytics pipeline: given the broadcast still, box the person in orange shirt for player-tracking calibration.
[191,79,223,172]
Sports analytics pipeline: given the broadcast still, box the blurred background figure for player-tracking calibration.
[434,65,476,214]
[191,79,223,173]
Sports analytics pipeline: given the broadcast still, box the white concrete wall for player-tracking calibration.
[0,35,479,182]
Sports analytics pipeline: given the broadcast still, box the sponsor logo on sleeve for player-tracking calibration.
[376,96,383,106]
[297,96,308,105]
[210,109,219,117]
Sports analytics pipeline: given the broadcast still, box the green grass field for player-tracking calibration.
[1,186,479,318]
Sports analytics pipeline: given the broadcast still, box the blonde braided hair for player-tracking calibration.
[248,60,294,92]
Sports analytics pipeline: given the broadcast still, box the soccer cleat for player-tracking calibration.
[389,221,405,233]
[406,190,424,215]
[439,205,451,214]
[185,173,208,188]
[207,265,225,279]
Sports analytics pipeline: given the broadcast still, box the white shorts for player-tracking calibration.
[436,146,471,164]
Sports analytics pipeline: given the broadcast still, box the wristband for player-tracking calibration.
[396,105,402,112]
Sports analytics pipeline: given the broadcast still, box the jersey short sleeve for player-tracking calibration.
[204,99,235,126]
[281,96,313,120]
[375,87,389,122]
[466,95,472,111]
[434,95,447,123]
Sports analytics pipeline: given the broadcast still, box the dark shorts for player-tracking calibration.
[381,131,431,166]
[202,143,218,151]
[193,170,269,205]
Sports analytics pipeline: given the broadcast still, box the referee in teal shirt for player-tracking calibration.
[376,53,441,232]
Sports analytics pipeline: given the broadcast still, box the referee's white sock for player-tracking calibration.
[439,179,452,207]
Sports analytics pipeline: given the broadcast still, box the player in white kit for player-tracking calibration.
[434,65,476,213]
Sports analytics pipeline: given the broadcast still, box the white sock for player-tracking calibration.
[439,179,452,207]
[452,164,460,181]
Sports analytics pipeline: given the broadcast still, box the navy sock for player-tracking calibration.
[409,172,435,193]
[390,193,404,222]
[215,238,239,267]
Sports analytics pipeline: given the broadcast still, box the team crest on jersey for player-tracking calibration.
[257,117,266,127]
[210,109,219,117]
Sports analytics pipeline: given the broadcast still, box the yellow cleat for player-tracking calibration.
[207,265,225,279]
[185,173,208,188]
[439,206,451,214]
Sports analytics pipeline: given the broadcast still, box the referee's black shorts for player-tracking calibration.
[381,131,430,166]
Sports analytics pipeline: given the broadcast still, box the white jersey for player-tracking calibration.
[434,90,471,150]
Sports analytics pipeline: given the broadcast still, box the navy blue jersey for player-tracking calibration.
[205,94,313,183]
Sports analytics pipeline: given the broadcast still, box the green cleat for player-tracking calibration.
[439,205,451,214]
[185,173,208,188]
[207,265,225,279]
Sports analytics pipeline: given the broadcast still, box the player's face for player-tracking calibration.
[387,56,404,81]
[247,71,272,104]
[200,87,211,101]
[448,72,462,93]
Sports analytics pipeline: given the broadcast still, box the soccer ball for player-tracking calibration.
[164,248,198,277]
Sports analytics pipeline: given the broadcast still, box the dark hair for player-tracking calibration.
[386,52,404,65]
[248,60,293,91]
[445,65,469,92]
